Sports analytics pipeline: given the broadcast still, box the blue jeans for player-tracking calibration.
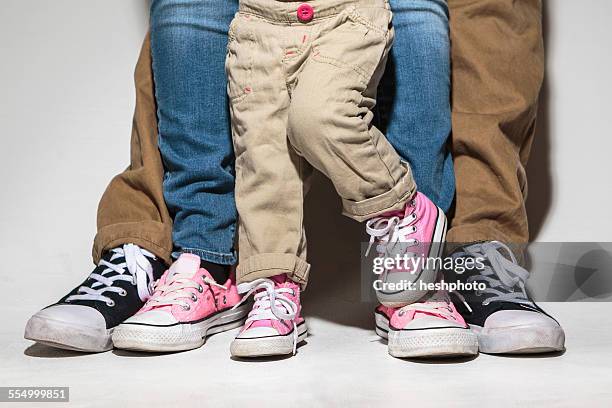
[150,0,239,264]
[378,0,454,212]
[150,0,453,264]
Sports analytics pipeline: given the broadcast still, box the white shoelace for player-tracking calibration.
[233,278,300,354]
[365,205,418,258]
[452,241,532,305]
[66,244,156,306]
[148,271,227,310]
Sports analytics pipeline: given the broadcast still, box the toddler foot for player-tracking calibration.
[231,275,307,358]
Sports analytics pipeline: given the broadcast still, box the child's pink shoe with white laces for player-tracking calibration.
[112,253,249,352]
[375,290,478,358]
[230,275,307,358]
[366,191,447,307]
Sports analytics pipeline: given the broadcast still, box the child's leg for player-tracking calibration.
[287,5,416,222]
[287,3,446,306]
[226,13,311,357]
[370,0,478,359]
[226,14,312,288]
[150,0,238,276]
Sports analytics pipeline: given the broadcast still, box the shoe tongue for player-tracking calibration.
[270,274,288,285]
[168,253,201,280]
[381,193,418,218]
[426,290,449,303]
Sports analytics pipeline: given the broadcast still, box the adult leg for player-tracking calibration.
[445,0,564,354]
[94,36,173,265]
[447,0,544,245]
[378,0,454,213]
[26,36,169,352]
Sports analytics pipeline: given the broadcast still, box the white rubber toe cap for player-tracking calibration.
[34,304,106,329]
[236,326,280,339]
[484,310,560,329]
[25,305,113,352]
[122,310,178,326]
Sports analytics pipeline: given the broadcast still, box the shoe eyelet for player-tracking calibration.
[119,289,127,297]
[398,310,405,316]
[106,300,115,307]
[183,304,191,311]
[198,285,203,293]
[191,294,198,302]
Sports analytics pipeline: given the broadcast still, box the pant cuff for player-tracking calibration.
[341,162,417,222]
[173,248,237,265]
[93,221,173,265]
[237,253,310,287]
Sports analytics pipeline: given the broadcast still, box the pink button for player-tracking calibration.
[297,4,314,23]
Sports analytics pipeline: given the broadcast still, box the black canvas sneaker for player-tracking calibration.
[24,244,166,352]
[446,241,565,354]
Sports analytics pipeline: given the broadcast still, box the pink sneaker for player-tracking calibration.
[375,291,478,358]
[112,253,249,352]
[366,192,447,307]
[230,276,307,358]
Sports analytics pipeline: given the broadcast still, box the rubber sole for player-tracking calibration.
[230,322,308,358]
[111,304,251,352]
[375,312,478,358]
[470,323,566,354]
[377,207,447,308]
[24,315,113,353]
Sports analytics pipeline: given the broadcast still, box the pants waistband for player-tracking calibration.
[239,0,390,23]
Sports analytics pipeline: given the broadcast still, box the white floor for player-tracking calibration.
[2,300,611,407]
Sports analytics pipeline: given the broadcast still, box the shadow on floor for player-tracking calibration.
[24,343,89,358]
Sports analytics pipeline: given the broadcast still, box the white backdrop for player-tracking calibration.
[1,2,612,405]
[0,0,611,299]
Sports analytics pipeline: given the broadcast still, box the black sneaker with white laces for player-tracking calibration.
[446,241,565,354]
[24,244,166,352]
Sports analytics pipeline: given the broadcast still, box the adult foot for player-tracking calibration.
[448,241,565,354]
[24,244,165,352]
